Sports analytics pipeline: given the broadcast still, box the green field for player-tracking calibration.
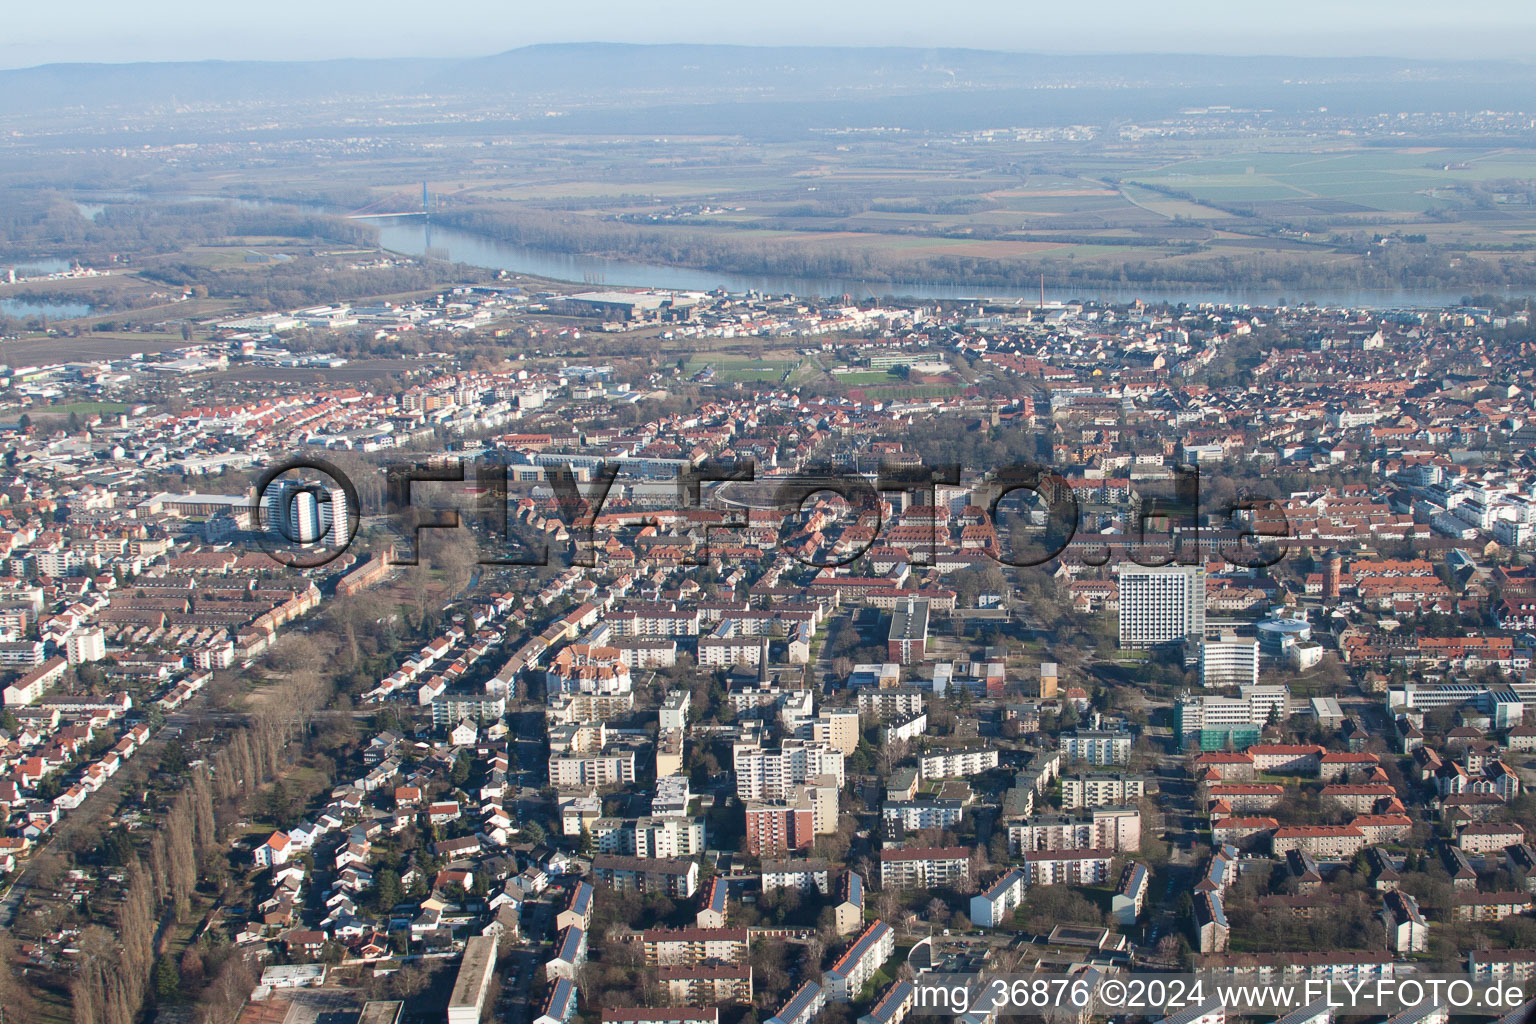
[1129,148,1536,216]
[834,370,900,384]
[683,357,799,383]
[35,401,132,415]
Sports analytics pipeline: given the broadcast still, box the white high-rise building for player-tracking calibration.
[263,480,351,546]
[733,740,845,801]
[66,628,107,665]
[1201,635,1259,687]
[292,489,320,542]
[1117,564,1205,649]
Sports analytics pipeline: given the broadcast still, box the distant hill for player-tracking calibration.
[3,44,1534,128]
[430,43,1495,97]
[0,57,451,115]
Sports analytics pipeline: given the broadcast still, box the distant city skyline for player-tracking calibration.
[4,0,1536,70]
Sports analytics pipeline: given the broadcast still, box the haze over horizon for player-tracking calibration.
[5,0,1536,71]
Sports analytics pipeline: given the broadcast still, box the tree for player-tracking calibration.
[0,935,40,1024]
[153,956,180,1002]
[375,868,402,913]
[451,751,471,786]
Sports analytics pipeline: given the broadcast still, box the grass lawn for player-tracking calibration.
[34,401,133,416]
[834,370,900,384]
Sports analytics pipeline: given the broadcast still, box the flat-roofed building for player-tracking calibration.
[1118,563,1204,649]
[358,1002,404,1024]
[642,927,750,967]
[1020,848,1115,886]
[761,858,832,895]
[887,599,930,664]
[1201,636,1259,687]
[1058,729,1133,765]
[448,936,498,1024]
[659,964,754,1005]
[1060,772,1146,809]
[879,846,970,889]
[592,854,699,898]
[919,746,998,779]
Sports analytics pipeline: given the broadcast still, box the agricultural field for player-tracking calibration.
[1125,147,1536,221]
[11,130,1536,310]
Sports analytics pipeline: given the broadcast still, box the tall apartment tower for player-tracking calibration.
[263,479,351,547]
[1116,563,1205,649]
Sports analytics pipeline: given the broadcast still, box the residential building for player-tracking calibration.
[1058,729,1132,766]
[918,747,999,779]
[824,920,895,1001]
[1113,862,1149,926]
[449,936,498,1024]
[879,846,970,889]
[970,868,1026,928]
[642,928,750,967]
[1380,891,1427,953]
[1060,773,1146,810]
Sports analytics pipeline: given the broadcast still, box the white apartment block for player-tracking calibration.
[1059,730,1132,766]
[734,741,845,801]
[1060,773,1146,810]
[548,749,637,788]
[1020,848,1115,886]
[65,627,107,665]
[882,798,964,831]
[660,689,691,733]
[824,921,895,1002]
[970,868,1027,928]
[1118,563,1205,648]
[1201,636,1259,687]
[881,712,928,745]
[633,816,706,858]
[857,688,925,720]
[1007,805,1141,855]
[879,847,970,889]
[919,747,999,779]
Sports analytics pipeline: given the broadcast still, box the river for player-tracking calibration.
[49,192,1529,309]
[0,298,93,319]
[362,214,1519,310]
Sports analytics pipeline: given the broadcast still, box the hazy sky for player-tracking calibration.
[4,0,1535,69]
